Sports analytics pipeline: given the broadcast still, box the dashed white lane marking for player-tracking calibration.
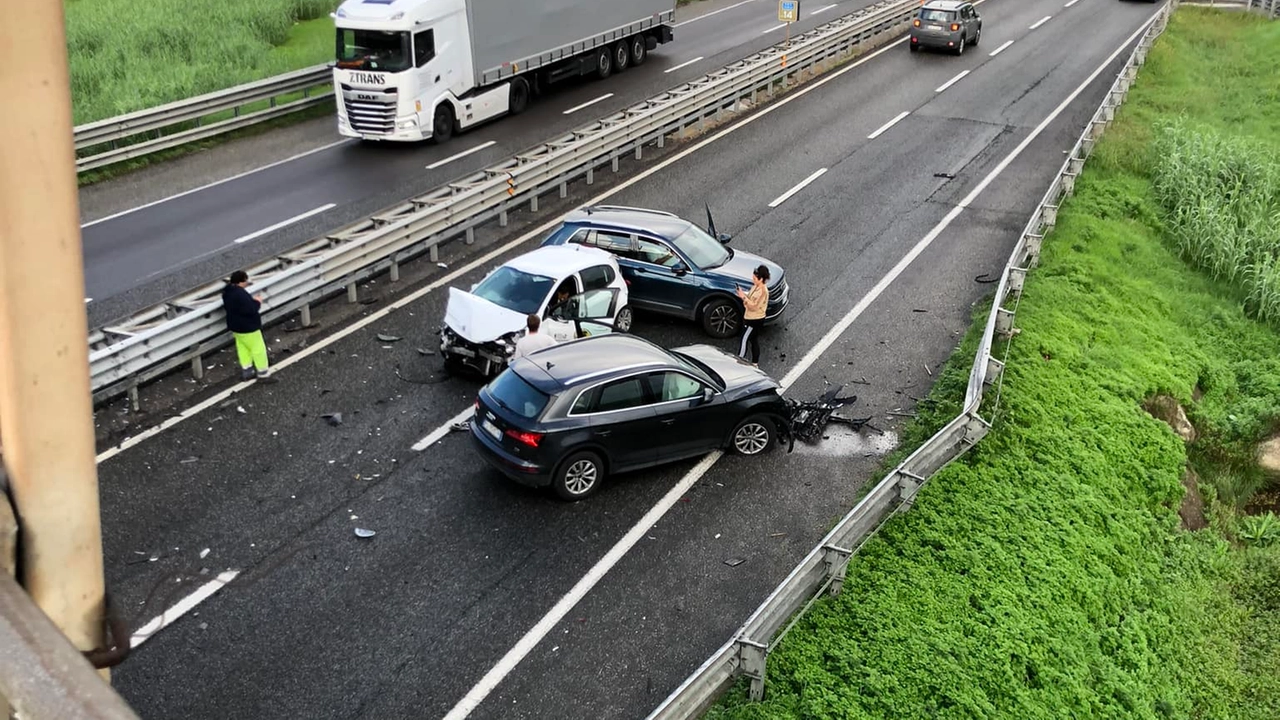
[130,570,240,649]
[673,0,761,27]
[989,39,1014,56]
[427,141,497,170]
[563,94,614,115]
[767,168,828,208]
[439,11,1162,720]
[1030,15,1052,30]
[81,140,353,229]
[411,407,478,452]
[665,56,706,73]
[232,204,335,244]
[868,110,911,139]
[936,70,971,93]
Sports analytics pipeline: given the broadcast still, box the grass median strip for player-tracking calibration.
[704,7,1280,719]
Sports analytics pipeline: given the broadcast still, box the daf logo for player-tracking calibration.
[356,93,376,101]
[351,72,386,85]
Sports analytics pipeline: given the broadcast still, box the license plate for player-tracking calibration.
[482,419,502,440]
[927,24,942,30]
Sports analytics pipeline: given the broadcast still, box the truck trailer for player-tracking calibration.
[331,0,678,143]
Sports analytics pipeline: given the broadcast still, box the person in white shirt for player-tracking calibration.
[510,313,557,364]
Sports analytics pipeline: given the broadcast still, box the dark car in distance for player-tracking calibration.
[539,205,790,339]
[910,0,982,54]
[469,333,792,501]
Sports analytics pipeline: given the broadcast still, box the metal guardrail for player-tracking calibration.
[643,1,1181,717]
[73,64,332,173]
[86,0,919,407]
[1248,0,1279,15]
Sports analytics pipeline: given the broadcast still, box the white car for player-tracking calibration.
[440,244,632,376]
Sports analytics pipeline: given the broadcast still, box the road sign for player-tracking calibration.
[778,0,800,23]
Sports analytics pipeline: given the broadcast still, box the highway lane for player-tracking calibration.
[79,0,878,326]
[95,0,1163,717]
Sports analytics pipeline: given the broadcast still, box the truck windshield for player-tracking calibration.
[336,28,411,73]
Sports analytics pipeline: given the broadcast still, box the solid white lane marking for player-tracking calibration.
[812,4,839,15]
[1030,15,1052,29]
[674,0,760,27]
[129,570,239,648]
[867,111,911,139]
[665,56,706,73]
[763,23,787,34]
[935,70,971,93]
[97,35,913,467]
[85,298,93,303]
[441,12,1162,720]
[81,139,353,229]
[411,407,478,452]
[232,204,336,244]
[767,168,828,208]
[1065,0,1081,7]
[427,141,497,170]
[563,94,614,115]
[989,39,1014,56]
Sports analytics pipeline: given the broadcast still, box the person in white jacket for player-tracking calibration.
[510,313,557,364]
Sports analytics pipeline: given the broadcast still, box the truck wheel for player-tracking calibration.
[612,41,630,73]
[431,104,454,144]
[594,47,613,80]
[629,36,647,67]
[509,77,530,115]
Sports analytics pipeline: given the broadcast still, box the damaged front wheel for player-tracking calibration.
[731,414,776,456]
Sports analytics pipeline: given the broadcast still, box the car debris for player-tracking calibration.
[785,384,877,446]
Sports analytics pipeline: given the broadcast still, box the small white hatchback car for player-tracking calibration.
[440,244,632,377]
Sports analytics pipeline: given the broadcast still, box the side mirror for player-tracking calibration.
[700,387,714,404]
[672,262,688,276]
[717,233,732,244]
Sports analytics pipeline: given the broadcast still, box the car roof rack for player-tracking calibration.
[585,205,680,218]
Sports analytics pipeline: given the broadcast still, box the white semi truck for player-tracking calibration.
[331,0,678,143]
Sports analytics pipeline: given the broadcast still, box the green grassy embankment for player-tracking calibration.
[705,7,1280,719]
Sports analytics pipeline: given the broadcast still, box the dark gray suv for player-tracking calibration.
[910,0,982,55]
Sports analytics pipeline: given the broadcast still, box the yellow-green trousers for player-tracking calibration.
[234,330,269,372]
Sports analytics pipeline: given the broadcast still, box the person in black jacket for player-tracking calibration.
[221,270,276,382]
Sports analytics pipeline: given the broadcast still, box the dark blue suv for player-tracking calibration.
[539,205,789,339]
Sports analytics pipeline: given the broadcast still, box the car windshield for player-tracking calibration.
[472,266,555,315]
[671,225,731,269]
[487,371,550,420]
[670,350,725,391]
[336,28,411,72]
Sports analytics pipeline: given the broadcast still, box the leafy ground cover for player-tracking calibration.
[704,7,1280,719]
[65,0,340,125]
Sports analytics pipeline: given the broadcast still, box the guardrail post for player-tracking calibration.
[465,227,475,246]
[894,469,926,511]
[635,144,643,161]
[1025,231,1045,264]
[821,544,853,596]
[389,257,401,282]
[0,0,111,686]
[994,307,1017,337]
[735,638,768,701]
[559,180,567,198]
[530,194,539,212]
[1007,266,1027,296]
[586,167,595,185]
[499,208,509,226]
[983,356,1005,387]
[127,384,140,412]
[612,155,620,173]
[191,354,205,381]
[300,303,313,327]
[1041,203,1058,231]
[347,283,358,303]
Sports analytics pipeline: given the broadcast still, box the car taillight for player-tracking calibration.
[505,429,543,447]
[913,18,920,26]
[950,22,959,31]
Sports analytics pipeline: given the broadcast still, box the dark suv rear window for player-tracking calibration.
[487,371,550,419]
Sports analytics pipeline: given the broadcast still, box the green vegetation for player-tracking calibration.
[65,0,340,125]
[705,7,1280,720]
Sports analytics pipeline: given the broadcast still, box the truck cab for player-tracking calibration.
[333,0,476,142]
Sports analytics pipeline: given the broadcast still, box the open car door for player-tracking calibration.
[543,288,623,340]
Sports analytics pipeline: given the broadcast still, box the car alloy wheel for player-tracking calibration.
[732,415,775,455]
[553,451,603,501]
[702,298,741,339]
[615,305,633,333]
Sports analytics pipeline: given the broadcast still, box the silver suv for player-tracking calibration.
[910,0,982,55]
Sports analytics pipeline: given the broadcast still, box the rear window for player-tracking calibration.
[487,371,550,419]
[919,9,956,22]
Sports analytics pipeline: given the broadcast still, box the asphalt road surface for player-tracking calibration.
[95,0,1165,718]
[79,0,882,327]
